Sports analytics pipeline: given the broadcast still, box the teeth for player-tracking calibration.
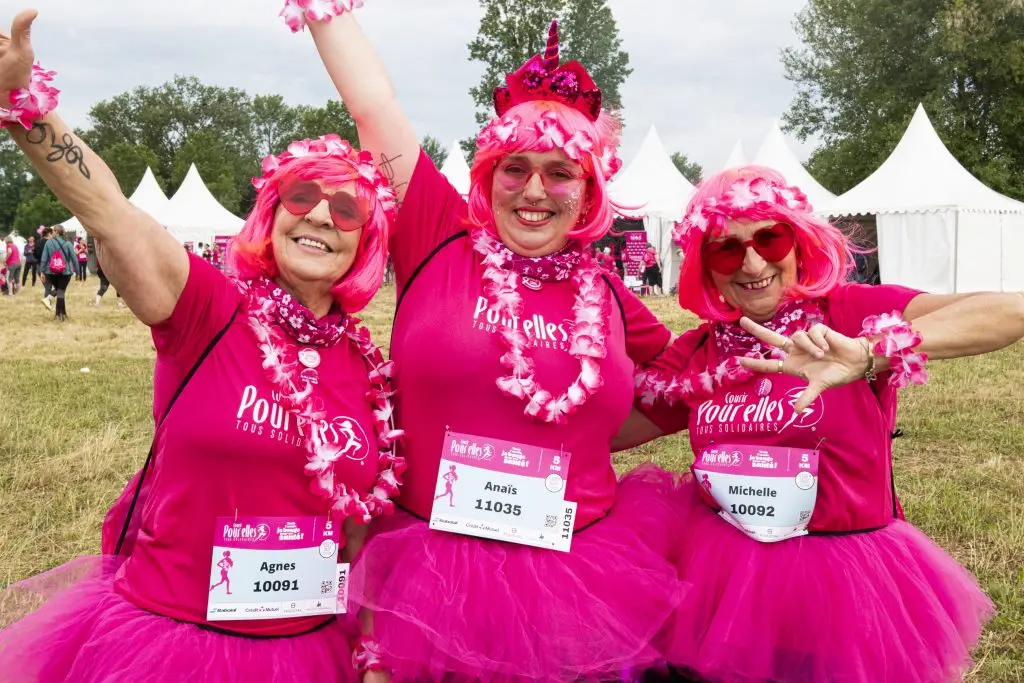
[740,276,774,291]
[296,237,329,253]
[516,210,553,222]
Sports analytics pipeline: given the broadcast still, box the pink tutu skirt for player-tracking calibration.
[663,485,995,683]
[350,465,688,682]
[0,557,359,683]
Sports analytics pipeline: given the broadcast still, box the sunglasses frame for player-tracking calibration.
[277,174,370,232]
[703,222,796,275]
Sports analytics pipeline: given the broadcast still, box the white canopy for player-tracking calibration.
[609,125,696,294]
[61,167,170,237]
[128,167,171,216]
[438,139,471,196]
[826,104,1024,293]
[721,140,748,171]
[753,121,835,210]
[154,164,245,245]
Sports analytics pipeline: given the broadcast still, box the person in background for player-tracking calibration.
[21,234,37,287]
[35,225,53,308]
[3,235,20,294]
[95,260,124,308]
[642,243,662,296]
[74,236,88,281]
[39,224,76,320]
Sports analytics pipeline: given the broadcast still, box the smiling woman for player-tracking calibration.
[0,9,405,680]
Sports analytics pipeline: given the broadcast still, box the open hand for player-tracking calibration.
[736,317,872,413]
[0,9,37,95]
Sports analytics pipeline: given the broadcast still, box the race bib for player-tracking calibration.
[207,516,347,621]
[692,443,819,543]
[429,431,577,552]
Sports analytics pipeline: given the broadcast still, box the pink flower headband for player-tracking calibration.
[477,111,622,182]
[672,176,811,249]
[280,0,363,33]
[0,64,59,130]
[254,134,398,219]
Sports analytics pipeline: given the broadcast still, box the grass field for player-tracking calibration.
[0,280,1021,680]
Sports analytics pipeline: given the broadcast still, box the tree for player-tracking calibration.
[670,152,703,185]
[782,0,1024,199]
[467,0,632,128]
[252,94,302,159]
[421,136,447,168]
[0,136,32,233]
[293,100,358,144]
[100,142,162,197]
[170,130,248,214]
[13,191,68,236]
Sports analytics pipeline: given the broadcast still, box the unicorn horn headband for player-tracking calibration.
[493,20,603,122]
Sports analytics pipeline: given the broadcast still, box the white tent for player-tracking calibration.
[609,125,695,292]
[438,139,471,196]
[721,140,748,171]
[154,164,245,245]
[753,121,835,210]
[60,167,170,236]
[128,167,171,216]
[825,104,1024,293]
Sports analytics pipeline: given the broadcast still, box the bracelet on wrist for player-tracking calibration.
[859,311,928,388]
[280,0,364,33]
[0,63,59,130]
[352,636,389,676]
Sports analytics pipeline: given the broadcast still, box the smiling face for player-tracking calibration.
[270,179,363,299]
[707,219,799,321]
[490,150,588,257]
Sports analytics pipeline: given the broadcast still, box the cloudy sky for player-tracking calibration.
[2,0,812,172]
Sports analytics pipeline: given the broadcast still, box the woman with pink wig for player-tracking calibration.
[286,4,684,681]
[624,165,1024,682]
[0,9,405,681]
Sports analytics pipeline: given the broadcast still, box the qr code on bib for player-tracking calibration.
[544,515,557,529]
[320,580,333,595]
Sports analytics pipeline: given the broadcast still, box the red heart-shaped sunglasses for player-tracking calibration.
[703,222,796,275]
[277,174,370,232]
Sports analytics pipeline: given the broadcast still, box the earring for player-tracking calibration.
[718,293,726,303]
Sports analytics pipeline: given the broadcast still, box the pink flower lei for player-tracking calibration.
[280,0,363,32]
[473,230,609,424]
[242,281,405,524]
[635,299,825,408]
[672,176,811,250]
[1,63,60,130]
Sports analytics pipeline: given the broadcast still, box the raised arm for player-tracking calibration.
[307,13,421,202]
[1,10,187,325]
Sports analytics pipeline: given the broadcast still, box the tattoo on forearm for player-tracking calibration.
[26,123,91,179]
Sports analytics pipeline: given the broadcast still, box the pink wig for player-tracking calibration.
[228,153,391,314]
[676,165,856,322]
[466,100,623,247]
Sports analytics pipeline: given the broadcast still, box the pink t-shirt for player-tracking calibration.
[638,283,921,533]
[643,248,656,268]
[388,151,671,527]
[5,244,19,265]
[114,254,380,636]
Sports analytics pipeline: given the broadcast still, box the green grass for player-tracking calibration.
[0,282,1021,680]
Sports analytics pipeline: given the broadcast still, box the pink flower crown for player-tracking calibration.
[280,0,363,33]
[672,176,811,249]
[253,134,398,219]
[477,111,622,182]
[1,64,60,130]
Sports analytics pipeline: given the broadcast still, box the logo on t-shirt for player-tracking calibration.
[235,385,369,461]
[471,296,573,351]
[694,386,823,438]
